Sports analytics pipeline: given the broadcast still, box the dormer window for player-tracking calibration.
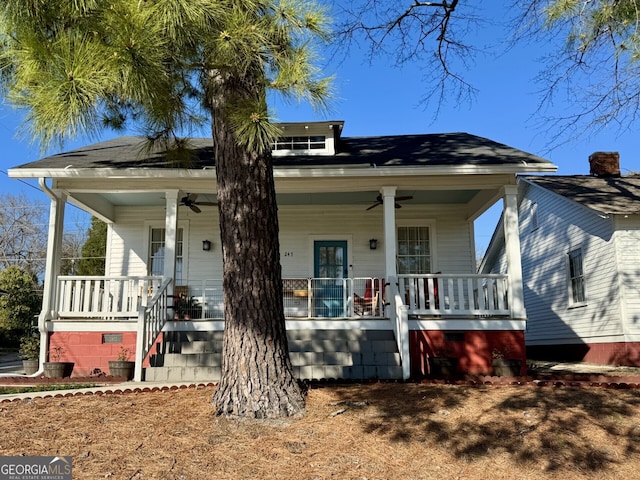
[272,135,326,152]
[271,121,343,156]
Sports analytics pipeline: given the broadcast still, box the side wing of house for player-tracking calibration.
[482,216,507,276]
[519,181,623,355]
[613,215,640,343]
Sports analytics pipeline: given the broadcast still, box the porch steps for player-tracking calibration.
[144,329,403,382]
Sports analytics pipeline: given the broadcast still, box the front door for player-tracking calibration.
[313,240,348,317]
[314,240,347,278]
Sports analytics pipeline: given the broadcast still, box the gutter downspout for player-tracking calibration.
[32,178,66,377]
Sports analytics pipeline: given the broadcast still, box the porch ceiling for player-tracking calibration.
[277,190,480,206]
[77,189,481,208]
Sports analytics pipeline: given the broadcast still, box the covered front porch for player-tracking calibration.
[48,270,516,381]
[33,179,528,381]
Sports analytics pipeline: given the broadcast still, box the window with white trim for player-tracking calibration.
[397,226,432,274]
[272,135,326,152]
[568,247,586,305]
[530,202,538,231]
[149,227,184,284]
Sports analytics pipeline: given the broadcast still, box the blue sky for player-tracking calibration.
[1,3,638,252]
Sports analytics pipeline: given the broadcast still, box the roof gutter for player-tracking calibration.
[10,163,558,180]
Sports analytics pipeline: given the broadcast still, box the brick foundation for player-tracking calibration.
[410,330,526,377]
[50,329,530,378]
[527,341,640,367]
[48,332,141,377]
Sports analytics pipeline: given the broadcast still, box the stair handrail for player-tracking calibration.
[387,276,410,380]
[134,277,171,382]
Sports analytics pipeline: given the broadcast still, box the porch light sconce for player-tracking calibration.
[369,238,378,250]
[202,240,212,251]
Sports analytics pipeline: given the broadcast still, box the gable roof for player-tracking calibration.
[10,132,553,173]
[522,175,640,215]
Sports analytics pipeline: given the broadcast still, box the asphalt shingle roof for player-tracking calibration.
[524,175,640,215]
[12,133,552,171]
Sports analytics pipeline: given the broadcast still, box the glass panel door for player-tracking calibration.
[313,240,347,317]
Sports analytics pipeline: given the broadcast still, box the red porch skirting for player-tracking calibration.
[48,332,154,377]
[527,341,640,367]
[410,330,526,377]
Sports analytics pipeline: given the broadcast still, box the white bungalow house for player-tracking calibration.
[9,121,556,381]
[481,152,640,367]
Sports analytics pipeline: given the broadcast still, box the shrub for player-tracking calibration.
[19,334,40,360]
[0,266,41,346]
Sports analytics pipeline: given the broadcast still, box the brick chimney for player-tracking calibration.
[589,151,620,177]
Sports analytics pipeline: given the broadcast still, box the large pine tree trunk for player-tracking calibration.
[208,74,305,418]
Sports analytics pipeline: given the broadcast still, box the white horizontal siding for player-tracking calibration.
[279,205,381,278]
[105,203,477,285]
[278,204,475,277]
[519,185,622,345]
[613,215,640,333]
[430,206,474,274]
[109,206,222,284]
[181,210,222,283]
[106,208,158,277]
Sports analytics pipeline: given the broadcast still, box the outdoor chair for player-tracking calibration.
[354,278,383,316]
[354,290,380,316]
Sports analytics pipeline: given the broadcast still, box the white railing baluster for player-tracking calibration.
[467,278,475,310]
[306,278,312,318]
[456,278,464,313]
[487,278,496,314]
[72,279,81,313]
[477,277,486,311]
[445,278,454,313]
[56,276,163,319]
[397,273,511,318]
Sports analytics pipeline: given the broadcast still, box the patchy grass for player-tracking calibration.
[2,383,640,479]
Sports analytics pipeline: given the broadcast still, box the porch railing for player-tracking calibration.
[183,277,385,319]
[397,273,510,317]
[56,276,163,319]
[55,274,511,320]
[134,278,171,382]
[55,276,386,319]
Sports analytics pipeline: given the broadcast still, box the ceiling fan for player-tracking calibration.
[366,194,413,211]
[180,193,217,213]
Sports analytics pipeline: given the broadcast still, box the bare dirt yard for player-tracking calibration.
[2,382,640,480]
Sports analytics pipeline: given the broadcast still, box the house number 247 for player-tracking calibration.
[283,252,294,257]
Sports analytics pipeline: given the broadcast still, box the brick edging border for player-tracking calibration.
[0,382,218,403]
[4,374,640,403]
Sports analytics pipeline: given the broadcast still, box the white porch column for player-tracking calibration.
[163,190,180,289]
[381,186,398,281]
[503,185,526,320]
[381,186,411,379]
[38,179,66,367]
